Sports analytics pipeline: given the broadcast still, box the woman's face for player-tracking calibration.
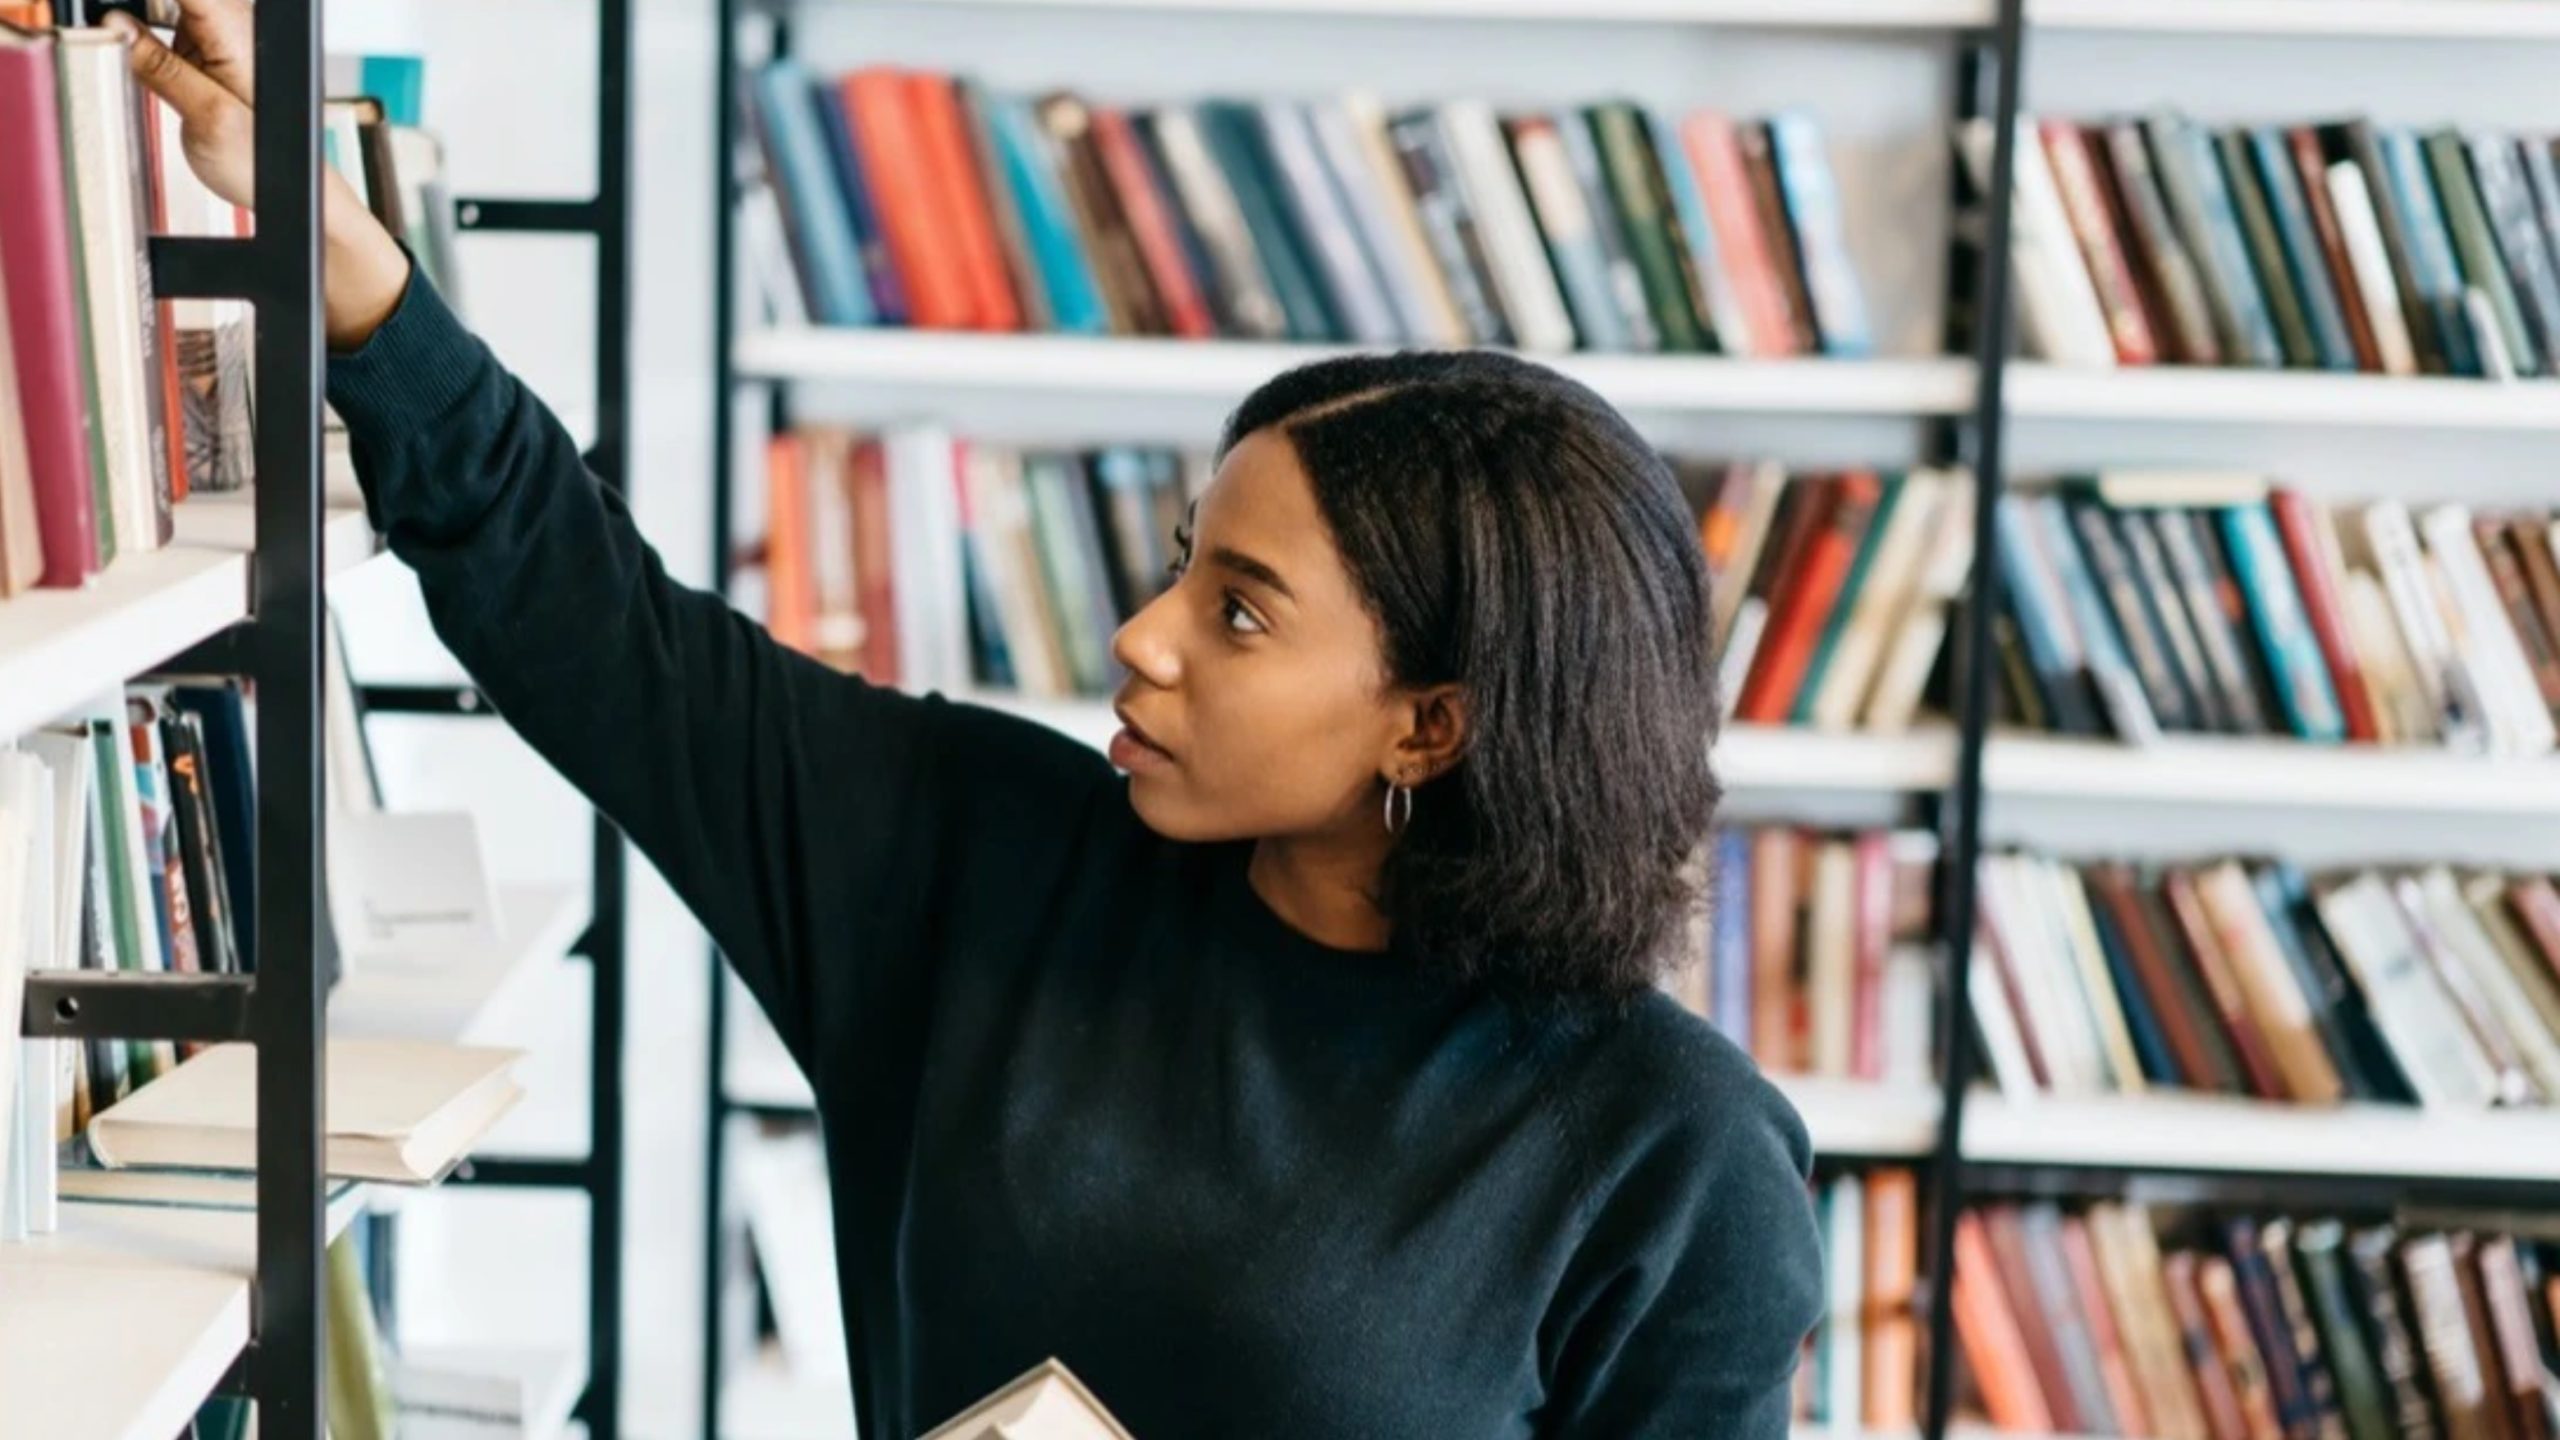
[1108,428,1406,844]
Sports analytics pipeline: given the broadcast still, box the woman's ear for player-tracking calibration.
[1385,684,1469,786]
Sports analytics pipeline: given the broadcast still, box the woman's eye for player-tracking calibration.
[1221,592,1266,636]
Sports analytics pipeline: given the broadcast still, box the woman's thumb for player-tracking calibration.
[108,12,234,125]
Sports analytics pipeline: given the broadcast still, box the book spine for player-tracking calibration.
[2378,127,2485,375]
[2222,503,2347,743]
[1089,106,1214,339]
[0,40,97,586]
[2044,120,2161,364]
[2152,113,2284,367]
[2289,127,2383,372]
[2325,157,2421,375]
[755,62,874,327]
[1386,109,1509,346]
[1682,111,1798,357]
[1767,112,1871,356]
[2248,126,2358,371]
[2105,120,2224,364]
[2218,126,2320,369]
[1709,827,1752,1049]
[2270,488,2379,743]
[1507,116,1632,353]
[2467,132,2560,377]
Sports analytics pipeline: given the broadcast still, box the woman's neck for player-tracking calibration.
[1247,834,1393,954]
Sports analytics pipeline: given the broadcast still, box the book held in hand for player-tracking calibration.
[921,1359,1136,1440]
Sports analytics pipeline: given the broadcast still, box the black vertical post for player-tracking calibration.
[584,0,635,1434]
[1920,5,2027,1440]
[250,0,328,1431]
[702,1,742,1434]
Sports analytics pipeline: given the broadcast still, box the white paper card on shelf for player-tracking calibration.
[328,810,502,964]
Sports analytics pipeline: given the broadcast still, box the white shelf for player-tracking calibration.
[855,0,1991,24]
[0,489,379,744]
[331,885,590,1045]
[2006,363,2560,431]
[0,1185,367,1440]
[1778,1076,1942,1159]
[1983,730,2560,819]
[2031,0,2560,38]
[395,1343,586,1440]
[1962,1090,2560,1182]
[722,1354,855,1440]
[735,328,1978,418]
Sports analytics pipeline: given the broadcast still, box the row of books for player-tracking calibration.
[1971,851,2560,1110]
[1989,112,2560,380]
[1997,475,2560,757]
[1662,826,1939,1086]
[1798,1168,1924,1433]
[745,62,1874,357]
[1954,1202,2560,1440]
[0,26,458,600]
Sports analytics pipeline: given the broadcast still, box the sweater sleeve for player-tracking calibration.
[1538,1076,1825,1439]
[324,270,1109,1076]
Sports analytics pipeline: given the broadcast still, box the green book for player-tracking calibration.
[87,717,161,1086]
[1587,104,1708,352]
[2426,128,2541,376]
[1790,475,1904,725]
[2297,1221,2396,1440]
[325,1235,396,1440]
[1199,101,1336,342]
[2216,128,2319,367]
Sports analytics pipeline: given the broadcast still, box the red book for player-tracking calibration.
[847,438,901,685]
[1737,471,1880,722]
[2162,869,2291,1101]
[2269,487,2380,742]
[903,72,1021,332]
[2507,878,2560,992]
[1679,111,1799,357]
[138,91,190,504]
[764,434,814,654]
[1849,830,1890,1081]
[1983,1206,2086,1432]
[1952,1212,2057,1432]
[2288,126,2382,372]
[841,71,974,330]
[1088,106,1213,339]
[2042,121,2161,365]
[0,32,99,587]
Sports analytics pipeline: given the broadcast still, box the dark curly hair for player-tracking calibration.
[1220,349,1721,1004]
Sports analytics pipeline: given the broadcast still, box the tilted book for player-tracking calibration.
[921,1359,1136,1440]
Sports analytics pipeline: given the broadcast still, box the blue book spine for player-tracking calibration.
[1709,828,1752,1050]
[2379,127,2483,376]
[993,100,1108,335]
[2037,496,2159,740]
[959,532,1015,691]
[2178,121,2283,367]
[358,55,425,127]
[1768,113,1873,356]
[1995,498,2081,688]
[1647,107,1727,352]
[809,78,909,326]
[2249,128,2357,371]
[753,61,873,327]
[2085,881,2178,1086]
[2220,504,2346,742]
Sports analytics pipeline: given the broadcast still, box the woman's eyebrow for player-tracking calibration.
[1209,545,1296,602]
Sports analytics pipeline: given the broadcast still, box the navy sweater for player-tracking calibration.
[327,273,1823,1439]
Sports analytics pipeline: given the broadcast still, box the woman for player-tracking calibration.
[119,3,1823,1433]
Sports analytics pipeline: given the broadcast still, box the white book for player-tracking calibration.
[1258,101,1400,346]
[885,427,972,695]
[2326,162,2419,377]
[1864,473,1976,733]
[1821,1174,1865,1428]
[1881,946,1936,1088]
[1309,99,1444,348]
[1717,597,1770,725]
[1439,101,1578,353]
[1339,93,1469,348]
[921,1358,1135,1440]
[1808,472,1948,732]
[740,182,811,329]
[2391,873,2534,1104]
[2342,569,2434,745]
[2051,860,2147,1096]
[85,1038,524,1183]
[2315,875,2496,1107]
[964,447,1068,698]
[1966,938,2042,1100]
[1983,856,2102,1094]
[2417,867,2560,1100]
[2420,503,2557,755]
[57,32,163,558]
[1965,118,2114,368]
[2364,501,2488,751]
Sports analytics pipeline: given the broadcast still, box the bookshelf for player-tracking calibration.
[700,0,2560,1436]
[328,885,590,1047]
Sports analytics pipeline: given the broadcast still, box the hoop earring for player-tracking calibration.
[1383,779,1414,835]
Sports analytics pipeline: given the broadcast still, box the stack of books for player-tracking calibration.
[1969,849,2560,1109]
[0,26,459,602]
[1663,826,1940,1087]
[1796,1168,1924,1434]
[1977,112,2560,379]
[1953,1202,2560,1440]
[746,62,1877,356]
[1994,473,2560,755]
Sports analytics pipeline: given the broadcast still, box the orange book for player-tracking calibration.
[1748,827,1801,1069]
[1953,1212,2056,1432]
[764,435,814,654]
[903,72,1020,332]
[1088,106,1213,339]
[1679,110,1799,357]
[1861,1168,1920,1430]
[2162,869,2292,1102]
[1737,471,1881,722]
[842,71,975,329]
[2164,1252,2255,1440]
[2061,1215,2153,1438]
[2198,1256,2287,1440]
[847,437,901,685]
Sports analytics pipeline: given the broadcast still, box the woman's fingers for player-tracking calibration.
[108,12,234,122]
[171,0,254,104]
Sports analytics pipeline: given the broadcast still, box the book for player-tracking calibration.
[921,1359,1135,1440]
[84,1039,523,1184]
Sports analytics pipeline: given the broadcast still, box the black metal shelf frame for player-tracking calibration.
[688,3,2557,1437]
[345,0,635,1431]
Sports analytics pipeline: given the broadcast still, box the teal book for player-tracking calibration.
[2247,127,2357,370]
[991,98,1107,334]
[2219,503,2346,742]
[1200,101,1338,341]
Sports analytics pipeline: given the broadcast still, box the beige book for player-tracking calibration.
[2196,861,2344,1103]
[2051,858,2149,1096]
[2417,867,2560,1100]
[2326,162,2419,377]
[2316,875,2497,1107]
[922,1359,1135,1440]
[1709,461,1787,651]
[2459,871,2560,1065]
[1437,100,1577,353]
[0,238,40,595]
[1806,840,1857,1076]
[2092,469,2273,508]
[57,31,162,559]
[2089,1204,2211,1440]
[2341,569,2434,745]
[1338,93,1469,349]
[1985,855,2105,1094]
[1863,472,1976,733]
[86,1039,523,1184]
[1809,472,1948,732]
[2422,504,2557,755]
[965,447,1069,698]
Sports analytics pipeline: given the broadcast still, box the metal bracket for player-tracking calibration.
[22,972,256,1043]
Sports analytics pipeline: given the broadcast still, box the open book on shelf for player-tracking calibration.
[921,1358,1136,1440]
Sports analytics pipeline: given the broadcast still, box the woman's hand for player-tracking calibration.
[108,0,411,350]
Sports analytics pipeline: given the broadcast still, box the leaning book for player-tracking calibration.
[921,1359,1137,1440]
[83,1038,522,1184]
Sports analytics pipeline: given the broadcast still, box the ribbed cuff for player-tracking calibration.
[323,263,488,431]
